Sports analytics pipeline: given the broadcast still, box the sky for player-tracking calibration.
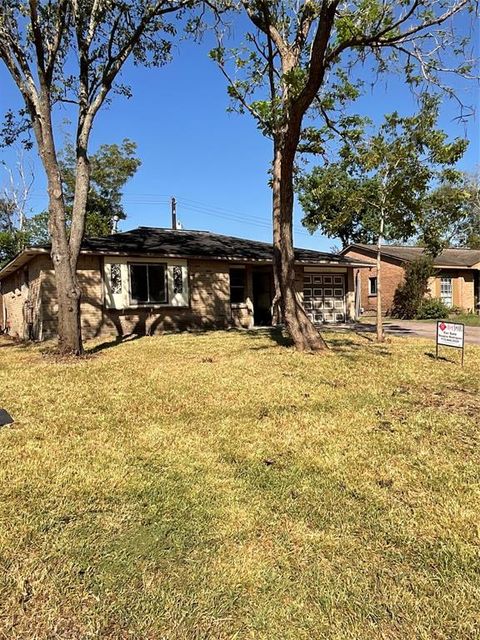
[0,9,478,252]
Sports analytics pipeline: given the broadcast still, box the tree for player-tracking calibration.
[0,197,25,265]
[0,0,198,354]
[0,139,140,264]
[211,1,476,351]
[419,175,480,250]
[0,153,34,264]
[297,164,379,247]
[298,95,467,341]
[59,138,141,236]
[392,256,435,319]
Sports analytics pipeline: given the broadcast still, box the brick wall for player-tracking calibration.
[37,256,233,339]
[430,270,476,312]
[0,256,45,339]
[343,248,405,315]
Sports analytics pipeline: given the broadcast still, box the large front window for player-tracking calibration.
[440,276,453,307]
[129,263,167,304]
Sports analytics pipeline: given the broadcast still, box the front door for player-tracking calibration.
[303,273,346,324]
[252,270,273,326]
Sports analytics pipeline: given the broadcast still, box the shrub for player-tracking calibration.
[416,298,450,319]
[392,256,434,319]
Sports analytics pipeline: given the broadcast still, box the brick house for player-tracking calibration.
[0,227,369,341]
[341,244,480,316]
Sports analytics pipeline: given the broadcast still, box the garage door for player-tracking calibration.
[303,273,346,324]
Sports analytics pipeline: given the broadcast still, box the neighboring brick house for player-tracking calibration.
[341,244,480,316]
[0,227,369,341]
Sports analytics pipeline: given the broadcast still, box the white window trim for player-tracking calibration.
[103,257,189,310]
[368,276,377,296]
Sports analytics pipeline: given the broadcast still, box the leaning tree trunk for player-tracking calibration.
[272,139,327,351]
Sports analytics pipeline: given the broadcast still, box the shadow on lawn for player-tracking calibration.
[86,333,143,354]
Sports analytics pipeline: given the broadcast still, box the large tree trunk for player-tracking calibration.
[272,139,327,351]
[38,100,84,355]
[45,162,83,355]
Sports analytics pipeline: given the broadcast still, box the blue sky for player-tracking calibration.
[0,13,478,252]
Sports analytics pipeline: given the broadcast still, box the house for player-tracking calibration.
[0,226,369,341]
[341,244,480,315]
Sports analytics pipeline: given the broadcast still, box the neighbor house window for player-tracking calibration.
[440,276,453,307]
[368,276,377,296]
[230,268,246,303]
[129,263,167,304]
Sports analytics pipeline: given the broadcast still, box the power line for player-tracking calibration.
[25,191,314,239]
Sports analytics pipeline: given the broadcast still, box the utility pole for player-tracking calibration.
[171,196,177,230]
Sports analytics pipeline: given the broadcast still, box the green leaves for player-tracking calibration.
[59,138,142,236]
[297,93,469,249]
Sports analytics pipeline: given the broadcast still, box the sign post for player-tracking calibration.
[436,320,465,366]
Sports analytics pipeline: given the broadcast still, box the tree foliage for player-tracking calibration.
[419,175,480,251]
[59,138,141,236]
[392,256,435,319]
[298,95,468,250]
[0,139,141,265]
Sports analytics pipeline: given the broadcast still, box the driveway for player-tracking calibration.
[353,320,480,346]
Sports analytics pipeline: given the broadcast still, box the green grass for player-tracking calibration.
[0,330,479,639]
[407,314,480,327]
[444,314,480,327]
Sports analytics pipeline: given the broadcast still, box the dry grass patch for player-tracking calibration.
[0,330,479,639]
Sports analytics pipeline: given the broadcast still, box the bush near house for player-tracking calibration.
[0,330,479,639]
[416,297,451,319]
[392,256,435,319]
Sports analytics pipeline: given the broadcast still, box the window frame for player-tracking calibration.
[440,276,453,307]
[230,267,246,305]
[128,262,168,306]
[368,276,378,296]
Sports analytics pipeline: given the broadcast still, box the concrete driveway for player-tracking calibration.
[353,320,480,346]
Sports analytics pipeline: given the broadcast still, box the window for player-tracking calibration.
[129,263,167,304]
[440,276,453,307]
[230,268,246,303]
[368,276,378,296]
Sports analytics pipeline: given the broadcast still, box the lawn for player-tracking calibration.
[0,330,479,639]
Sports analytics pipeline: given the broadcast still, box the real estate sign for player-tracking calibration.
[436,321,465,365]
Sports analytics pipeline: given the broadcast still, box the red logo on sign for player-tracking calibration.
[439,322,446,331]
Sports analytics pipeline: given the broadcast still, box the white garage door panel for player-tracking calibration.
[303,273,346,324]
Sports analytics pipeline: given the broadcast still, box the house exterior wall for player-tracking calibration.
[344,247,479,315]
[429,270,476,312]
[1,255,358,341]
[343,248,405,315]
[29,256,233,340]
[0,255,45,339]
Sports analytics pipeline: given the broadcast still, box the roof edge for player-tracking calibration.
[0,247,49,280]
